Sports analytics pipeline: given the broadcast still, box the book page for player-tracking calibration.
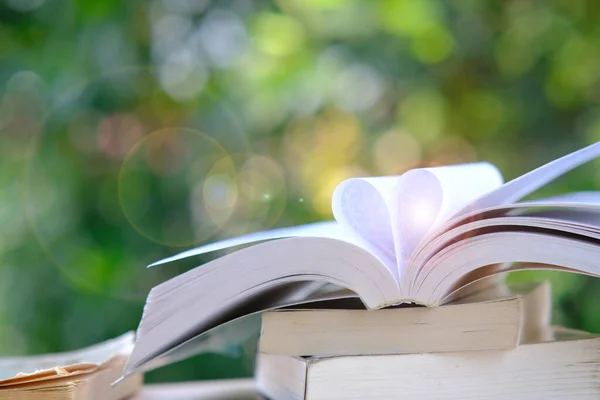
[147,221,364,268]
[121,281,379,376]
[406,192,600,293]
[331,176,400,277]
[411,196,600,304]
[332,163,503,279]
[417,195,600,259]
[152,163,504,279]
[517,191,600,205]
[454,141,600,217]
[423,231,600,305]
[0,332,133,382]
[394,163,503,263]
[440,192,600,234]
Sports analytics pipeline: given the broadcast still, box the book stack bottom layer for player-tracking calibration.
[255,282,600,400]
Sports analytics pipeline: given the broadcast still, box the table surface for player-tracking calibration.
[136,379,264,400]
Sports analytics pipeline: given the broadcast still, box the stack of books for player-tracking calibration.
[255,281,600,399]
[118,143,600,399]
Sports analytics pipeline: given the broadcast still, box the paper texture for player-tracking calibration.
[147,142,600,282]
[0,332,134,383]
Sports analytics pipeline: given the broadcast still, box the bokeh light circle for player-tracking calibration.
[118,127,237,247]
[230,153,287,232]
[196,152,288,237]
[24,67,251,300]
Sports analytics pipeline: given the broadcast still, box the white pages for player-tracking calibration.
[149,141,600,284]
[121,141,600,379]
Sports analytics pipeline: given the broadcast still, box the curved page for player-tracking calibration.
[0,332,133,382]
[394,163,502,263]
[129,237,399,378]
[121,285,359,376]
[149,221,353,267]
[454,141,600,217]
[413,207,600,286]
[151,163,502,275]
[331,177,397,268]
[406,192,600,285]
[420,231,600,305]
[331,163,503,278]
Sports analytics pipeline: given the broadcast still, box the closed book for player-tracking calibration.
[256,327,600,400]
[259,281,551,356]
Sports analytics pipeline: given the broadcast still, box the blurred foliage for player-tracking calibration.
[1,0,600,382]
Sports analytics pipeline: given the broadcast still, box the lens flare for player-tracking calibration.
[221,153,287,234]
[119,127,236,247]
[23,66,250,301]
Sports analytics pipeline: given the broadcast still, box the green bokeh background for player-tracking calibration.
[1,0,600,382]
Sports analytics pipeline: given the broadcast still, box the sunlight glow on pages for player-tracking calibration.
[148,141,600,282]
[409,201,437,231]
[124,141,600,379]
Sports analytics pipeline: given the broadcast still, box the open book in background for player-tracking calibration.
[0,332,141,400]
[123,142,600,377]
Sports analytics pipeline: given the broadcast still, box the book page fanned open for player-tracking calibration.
[122,141,600,378]
[0,332,141,400]
[0,332,134,382]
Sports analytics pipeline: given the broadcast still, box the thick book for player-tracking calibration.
[259,282,550,356]
[0,333,142,400]
[123,142,600,376]
[256,327,600,400]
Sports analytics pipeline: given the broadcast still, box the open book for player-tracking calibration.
[122,142,600,377]
[1,332,141,400]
